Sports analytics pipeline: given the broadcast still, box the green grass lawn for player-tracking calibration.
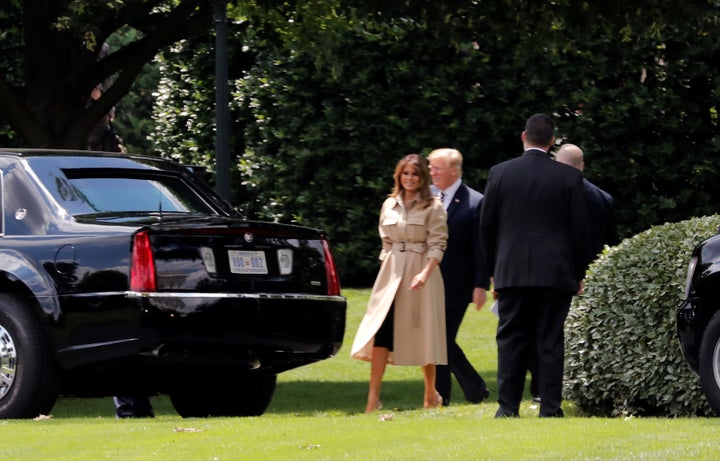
[1,288,719,460]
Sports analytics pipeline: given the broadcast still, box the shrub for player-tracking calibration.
[564,215,720,417]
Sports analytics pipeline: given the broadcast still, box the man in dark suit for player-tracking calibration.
[527,143,619,401]
[428,148,491,406]
[555,143,619,259]
[480,114,589,418]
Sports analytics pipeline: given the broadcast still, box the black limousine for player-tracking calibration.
[0,149,346,418]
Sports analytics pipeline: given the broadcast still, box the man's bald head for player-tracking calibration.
[555,144,584,171]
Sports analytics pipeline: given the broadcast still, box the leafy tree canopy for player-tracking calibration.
[0,0,214,148]
[3,1,719,285]
[151,0,720,284]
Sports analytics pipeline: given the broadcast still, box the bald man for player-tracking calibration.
[556,144,619,260]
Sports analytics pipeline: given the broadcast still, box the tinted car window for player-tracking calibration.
[30,165,215,217]
[55,174,210,215]
[1,161,54,235]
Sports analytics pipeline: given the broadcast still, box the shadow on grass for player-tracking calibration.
[269,380,401,415]
[52,381,453,418]
[51,374,503,418]
[268,376,501,415]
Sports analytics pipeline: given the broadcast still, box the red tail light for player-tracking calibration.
[321,237,341,296]
[130,230,156,292]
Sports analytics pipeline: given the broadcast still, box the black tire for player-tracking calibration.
[169,372,277,418]
[0,293,59,418]
[698,310,720,416]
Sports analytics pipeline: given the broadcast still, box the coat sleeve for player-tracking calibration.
[425,200,448,262]
[569,173,591,278]
[604,192,620,246]
[473,194,491,289]
[479,168,498,278]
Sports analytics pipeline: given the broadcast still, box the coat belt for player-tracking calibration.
[391,242,427,253]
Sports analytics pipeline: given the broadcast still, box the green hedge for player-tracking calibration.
[150,4,720,286]
[564,215,720,417]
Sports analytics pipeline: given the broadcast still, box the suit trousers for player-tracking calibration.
[113,395,155,418]
[436,301,486,404]
[495,287,572,416]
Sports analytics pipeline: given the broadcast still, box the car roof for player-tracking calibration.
[0,148,188,172]
[0,148,158,160]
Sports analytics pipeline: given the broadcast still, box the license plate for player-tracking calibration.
[228,250,268,274]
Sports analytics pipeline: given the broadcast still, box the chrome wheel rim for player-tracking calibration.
[713,339,720,389]
[0,325,17,400]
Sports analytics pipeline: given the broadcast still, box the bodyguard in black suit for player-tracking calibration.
[428,148,491,406]
[555,143,619,260]
[480,114,589,417]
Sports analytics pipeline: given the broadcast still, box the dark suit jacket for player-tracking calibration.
[480,150,589,292]
[583,178,619,259]
[439,183,490,308]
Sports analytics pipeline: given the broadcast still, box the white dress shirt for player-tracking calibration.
[437,178,462,210]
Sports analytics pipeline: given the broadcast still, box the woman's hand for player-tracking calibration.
[410,257,439,290]
[410,274,427,290]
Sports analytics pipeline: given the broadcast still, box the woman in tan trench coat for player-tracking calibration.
[351,154,448,413]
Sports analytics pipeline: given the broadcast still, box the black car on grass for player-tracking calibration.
[0,149,346,419]
[678,232,720,415]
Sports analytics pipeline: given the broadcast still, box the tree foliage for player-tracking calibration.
[107,26,161,156]
[0,0,213,148]
[551,1,720,239]
[5,1,715,286]
[151,1,720,285]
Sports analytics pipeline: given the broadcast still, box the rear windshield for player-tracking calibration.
[40,167,215,217]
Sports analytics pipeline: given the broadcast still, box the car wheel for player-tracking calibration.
[698,310,720,416]
[169,372,277,417]
[0,293,59,418]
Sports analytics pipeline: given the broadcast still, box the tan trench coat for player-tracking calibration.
[351,195,448,366]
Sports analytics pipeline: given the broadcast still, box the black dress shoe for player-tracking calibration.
[466,387,490,404]
[539,408,564,418]
[494,407,519,418]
